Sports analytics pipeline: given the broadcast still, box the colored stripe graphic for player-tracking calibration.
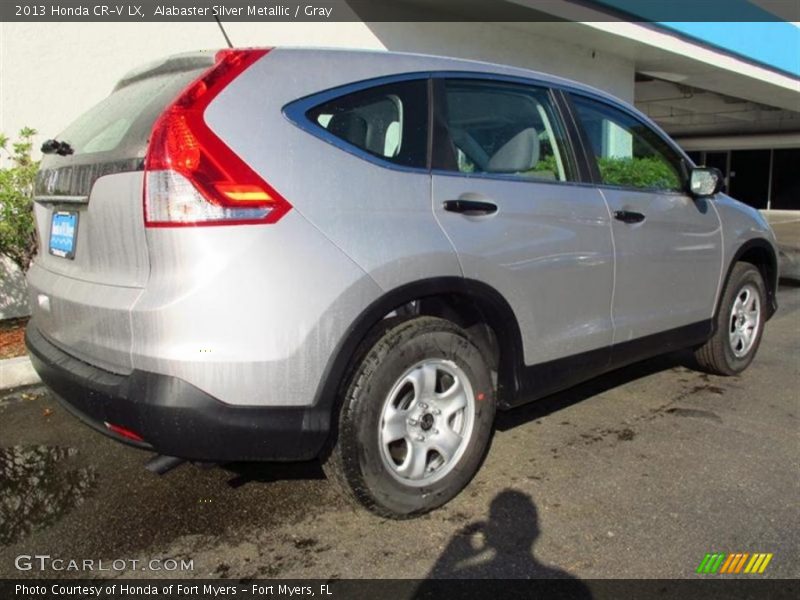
[698,552,773,574]
[734,553,750,574]
[744,553,774,574]
[719,554,739,573]
[719,554,736,574]
[697,553,713,573]
[697,553,727,574]
[710,554,726,573]
[759,554,773,573]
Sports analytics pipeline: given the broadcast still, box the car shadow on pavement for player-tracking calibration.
[496,349,698,432]
[222,460,326,489]
[417,489,592,592]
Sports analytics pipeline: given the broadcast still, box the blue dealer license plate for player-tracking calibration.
[49,211,79,259]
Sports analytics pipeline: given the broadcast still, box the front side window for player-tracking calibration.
[570,95,686,192]
[307,80,428,169]
[436,79,572,182]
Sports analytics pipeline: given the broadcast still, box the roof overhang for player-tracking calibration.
[506,1,799,112]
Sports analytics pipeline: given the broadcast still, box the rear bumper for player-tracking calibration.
[25,323,331,462]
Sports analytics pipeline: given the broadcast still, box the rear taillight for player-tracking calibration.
[144,48,291,227]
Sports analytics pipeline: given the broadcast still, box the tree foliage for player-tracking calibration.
[0,128,39,274]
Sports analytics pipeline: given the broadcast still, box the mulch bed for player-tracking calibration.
[0,317,28,359]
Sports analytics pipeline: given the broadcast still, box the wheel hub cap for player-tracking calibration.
[419,413,434,431]
[378,359,476,487]
[728,283,761,358]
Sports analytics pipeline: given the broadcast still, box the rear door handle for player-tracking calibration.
[443,199,498,216]
[613,210,646,224]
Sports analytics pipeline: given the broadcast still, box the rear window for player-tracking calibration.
[306,80,429,169]
[35,67,205,197]
[54,69,202,159]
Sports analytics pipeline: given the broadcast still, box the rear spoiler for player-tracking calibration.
[114,52,217,92]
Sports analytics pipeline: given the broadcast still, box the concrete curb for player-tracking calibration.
[0,355,40,390]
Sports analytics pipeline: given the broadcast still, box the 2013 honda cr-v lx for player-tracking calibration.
[27,48,778,517]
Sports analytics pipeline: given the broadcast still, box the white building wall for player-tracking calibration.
[363,23,635,101]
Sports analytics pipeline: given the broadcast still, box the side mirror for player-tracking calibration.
[689,167,724,198]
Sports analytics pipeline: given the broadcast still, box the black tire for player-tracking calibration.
[324,316,496,518]
[694,262,767,376]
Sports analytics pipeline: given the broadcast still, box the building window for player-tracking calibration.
[771,149,800,210]
[729,150,771,210]
[685,147,799,211]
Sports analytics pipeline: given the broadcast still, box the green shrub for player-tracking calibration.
[597,156,680,190]
[532,153,559,175]
[0,128,39,274]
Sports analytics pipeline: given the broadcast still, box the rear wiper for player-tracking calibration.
[41,139,74,156]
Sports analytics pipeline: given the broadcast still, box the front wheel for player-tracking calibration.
[324,317,496,518]
[694,262,767,375]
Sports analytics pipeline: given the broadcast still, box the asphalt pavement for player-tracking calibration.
[1,285,797,581]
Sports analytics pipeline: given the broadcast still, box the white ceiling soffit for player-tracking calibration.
[675,132,800,151]
[509,0,800,112]
[635,78,800,137]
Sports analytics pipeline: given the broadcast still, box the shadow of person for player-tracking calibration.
[417,490,592,595]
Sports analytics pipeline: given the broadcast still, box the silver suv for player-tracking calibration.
[27,48,778,517]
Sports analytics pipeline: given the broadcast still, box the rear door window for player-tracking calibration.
[306,80,429,169]
[434,79,574,182]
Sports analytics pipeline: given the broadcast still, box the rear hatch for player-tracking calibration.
[29,53,214,372]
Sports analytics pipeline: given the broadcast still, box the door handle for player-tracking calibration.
[613,210,646,224]
[443,199,498,216]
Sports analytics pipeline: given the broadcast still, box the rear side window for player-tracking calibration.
[307,80,428,169]
[570,94,686,192]
[435,79,572,182]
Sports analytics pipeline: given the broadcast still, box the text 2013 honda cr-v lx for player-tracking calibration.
[27,48,779,517]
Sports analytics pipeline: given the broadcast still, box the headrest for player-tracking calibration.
[327,112,368,148]
[487,128,540,173]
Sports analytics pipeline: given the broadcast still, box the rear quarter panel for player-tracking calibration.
[134,212,382,407]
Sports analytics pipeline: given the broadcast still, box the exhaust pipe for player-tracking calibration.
[145,454,185,475]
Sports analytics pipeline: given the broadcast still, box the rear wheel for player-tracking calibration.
[694,262,767,375]
[324,317,495,518]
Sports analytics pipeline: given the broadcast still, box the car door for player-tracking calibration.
[567,93,723,345]
[431,77,615,396]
